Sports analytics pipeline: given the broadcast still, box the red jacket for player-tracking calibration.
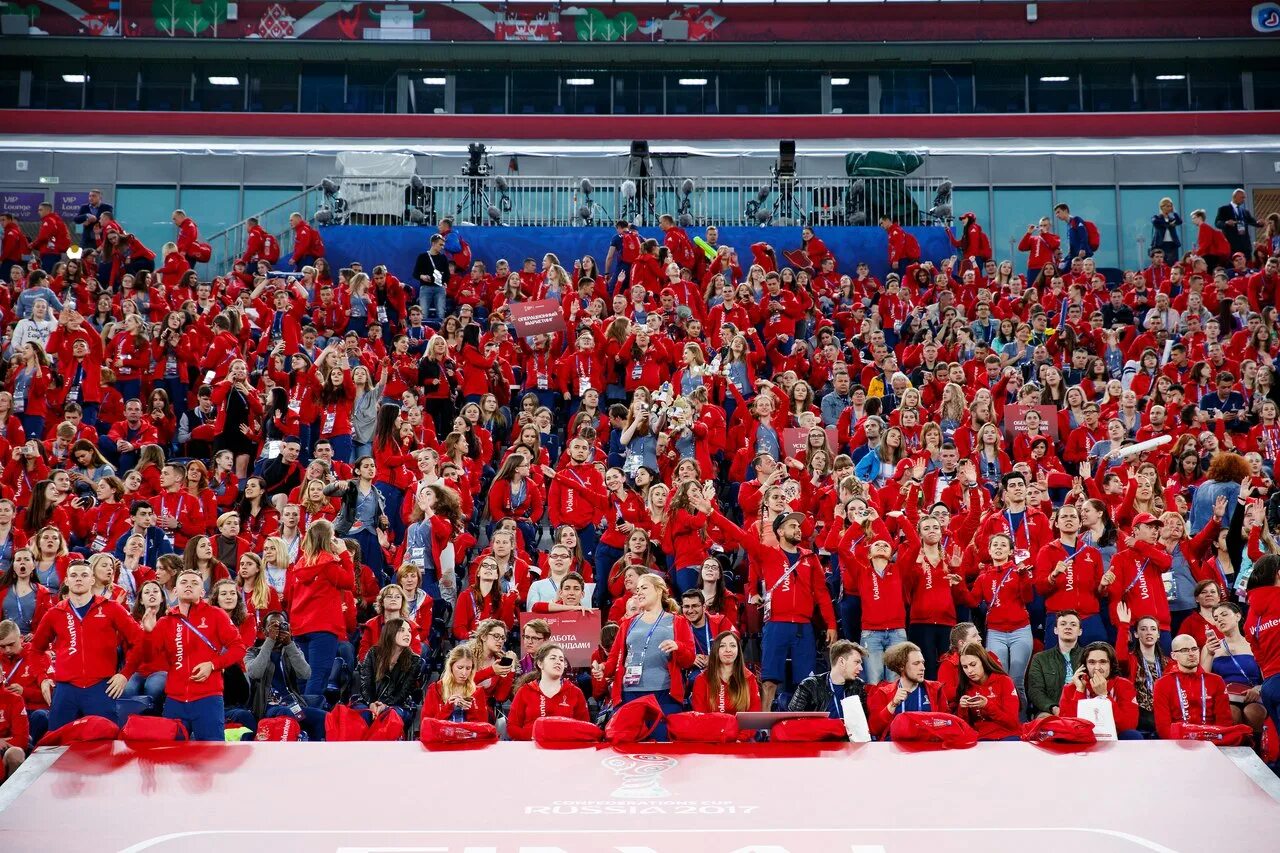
[0,645,53,711]
[242,225,281,265]
[422,681,489,722]
[47,324,105,406]
[708,510,836,629]
[291,221,325,263]
[603,611,697,705]
[690,669,762,715]
[1018,230,1060,270]
[451,586,518,640]
[958,563,1033,632]
[151,600,247,702]
[1152,669,1232,739]
[2,221,30,261]
[487,477,545,524]
[31,595,144,687]
[505,679,590,741]
[662,226,697,270]
[283,550,355,637]
[838,544,905,631]
[1033,540,1107,619]
[6,365,54,419]
[954,672,1022,740]
[1108,540,1174,631]
[30,213,70,255]
[885,224,920,266]
[1058,677,1140,732]
[866,679,948,739]
[0,687,28,748]
[548,464,607,530]
[175,216,200,256]
[107,418,160,449]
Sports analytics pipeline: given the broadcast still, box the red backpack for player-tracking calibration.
[262,234,280,264]
[1083,219,1101,252]
[621,230,641,264]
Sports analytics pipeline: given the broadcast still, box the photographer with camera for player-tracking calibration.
[233,611,327,740]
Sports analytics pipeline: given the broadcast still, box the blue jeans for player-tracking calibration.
[48,679,119,730]
[19,415,44,441]
[620,689,683,742]
[674,566,701,596]
[163,695,226,741]
[840,595,862,645]
[1262,673,1280,755]
[860,628,907,685]
[419,284,446,322]
[986,625,1033,708]
[157,377,189,428]
[122,672,168,709]
[593,543,624,609]
[295,631,339,700]
[576,523,599,563]
[350,527,386,585]
[328,433,353,464]
[375,481,405,540]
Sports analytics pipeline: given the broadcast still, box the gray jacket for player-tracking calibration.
[245,636,312,720]
[351,380,385,445]
[324,479,388,537]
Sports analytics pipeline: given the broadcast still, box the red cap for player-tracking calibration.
[419,718,498,748]
[605,694,665,744]
[888,712,978,749]
[1169,723,1253,746]
[324,704,371,742]
[770,717,848,743]
[893,458,915,480]
[38,715,120,747]
[1021,716,1097,745]
[255,716,302,742]
[660,287,677,298]
[1132,512,1164,528]
[961,211,976,220]
[532,716,603,748]
[667,711,741,744]
[120,716,189,746]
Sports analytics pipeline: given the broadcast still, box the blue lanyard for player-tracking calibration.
[176,613,219,653]
[627,613,668,664]
[1175,673,1208,723]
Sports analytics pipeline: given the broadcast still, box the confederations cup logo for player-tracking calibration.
[601,753,679,799]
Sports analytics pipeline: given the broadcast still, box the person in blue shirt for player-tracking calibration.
[111,501,175,563]
[1054,203,1092,268]
[1198,371,1248,434]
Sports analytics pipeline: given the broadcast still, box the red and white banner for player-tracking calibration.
[520,611,600,667]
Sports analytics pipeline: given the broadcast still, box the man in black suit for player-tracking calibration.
[1214,188,1259,258]
[73,188,112,247]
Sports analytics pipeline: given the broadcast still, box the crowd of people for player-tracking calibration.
[0,184,1279,776]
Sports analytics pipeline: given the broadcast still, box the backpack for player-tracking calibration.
[902,231,921,261]
[621,230,641,264]
[262,234,280,263]
[1082,218,1101,252]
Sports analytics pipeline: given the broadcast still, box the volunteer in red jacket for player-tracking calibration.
[29,203,70,273]
[505,643,590,741]
[1108,512,1174,652]
[1034,503,1108,644]
[1,213,30,281]
[172,209,203,268]
[1058,641,1143,739]
[30,561,144,729]
[953,641,1022,741]
[597,573,695,740]
[1243,556,1280,739]
[697,487,836,713]
[545,437,607,562]
[290,212,325,271]
[152,568,247,740]
[240,217,281,267]
[1153,633,1233,739]
[0,671,27,777]
[866,641,948,740]
[1018,217,1061,284]
[283,519,355,699]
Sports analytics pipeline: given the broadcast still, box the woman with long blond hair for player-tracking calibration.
[424,644,489,722]
[236,551,280,629]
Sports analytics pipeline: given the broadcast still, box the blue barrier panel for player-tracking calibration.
[319,225,951,285]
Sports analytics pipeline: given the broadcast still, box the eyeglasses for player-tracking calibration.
[549,553,571,560]
[522,633,544,641]
[1171,646,1199,654]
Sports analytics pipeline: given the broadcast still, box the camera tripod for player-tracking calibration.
[455,174,492,225]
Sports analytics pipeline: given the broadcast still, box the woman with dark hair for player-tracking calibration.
[1114,601,1173,736]
[181,534,232,594]
[459,323,499,405]
[0,548,54,636]
[324,455,389,585]
[6,341,54,439]
[234,476,280,552]
[284,518,357,699]
[352,617,422,731]
[1058,641,1143,739]
[121,579,169,709]
[505,643,590,740]
[691,631,760,716]
[953,641,1021,741]
[451,556,517,641]
[1203,601,1266,733]
[372,403,410,540]
[486,451,544,553]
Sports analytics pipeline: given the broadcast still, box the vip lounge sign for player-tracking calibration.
[1,192,45,220]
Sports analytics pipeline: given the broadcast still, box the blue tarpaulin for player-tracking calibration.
[319,225,951,285]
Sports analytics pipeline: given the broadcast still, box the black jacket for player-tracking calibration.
[412,251,451,287]
[1215,202,1260,255]
[788,674,868,717]
[355,649,424,709]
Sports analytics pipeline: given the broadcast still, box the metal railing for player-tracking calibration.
[206,173,949,273]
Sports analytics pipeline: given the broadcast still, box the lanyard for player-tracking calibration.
[989,564,1020,609]
[1175,673,1208,723]
[3,655,22,684]
[176,614,220,653]
[626,613,669,665]
[1122,559,1150,598]
[1004,511,1028,552]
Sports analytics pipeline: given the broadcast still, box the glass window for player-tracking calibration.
[455,70,506,115]
[930,66,974,114]
[1118,187,1181,270]
[249,63,299,113]
[30,60,86,110]
[1083,65,1135,113]
[1138,66,1188,112]
[560,74,609,115]
[1182,186,1238,241]
[611,71,664,115]
[1054,187,1118,270]
[720,70,767,115]
[86,61,139,111]
[667,74,715,115]
[879,68,930,114]
[300,64,345,114]
[992,188,1053,275]
[115,186,178,256]
[140,61,192,112]
[243,188,303,236]
[1028,67,1080,113]
[829,73,870,114]
[179,188,241,239]
[347,64,392,113]
[1189,68,1243,111]
[770,71,821,115]
[0,64,22,109]
[194,65,245,113]
[511,69,558,114]
[975,65,1025,113]
[1255,62,1280,109]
